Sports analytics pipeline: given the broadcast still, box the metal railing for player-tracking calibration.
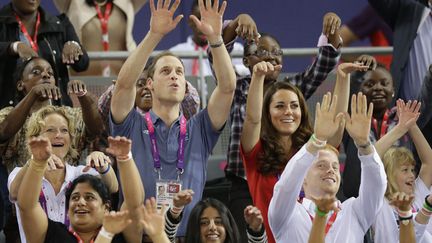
[85,46,393,107]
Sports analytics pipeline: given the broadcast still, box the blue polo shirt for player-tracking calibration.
[110,108,221,236]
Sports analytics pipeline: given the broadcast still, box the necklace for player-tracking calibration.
[95,0,108,6]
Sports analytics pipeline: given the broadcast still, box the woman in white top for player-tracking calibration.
[374,99,432,242]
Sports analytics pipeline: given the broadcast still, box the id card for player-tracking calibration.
[155,180,182,210]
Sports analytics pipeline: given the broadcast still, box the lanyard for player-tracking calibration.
[14,11,41,52]
[144,112,187,179]
[69,228,96,243]
[307,210,338,234]
[372,109,390,139]
[192,43,208,76]
[94,2,112,51]
[39,185,70,227]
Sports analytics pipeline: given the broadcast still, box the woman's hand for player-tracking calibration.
[244,205,263,232]
[102,210,132,235]
[62,41,83,64]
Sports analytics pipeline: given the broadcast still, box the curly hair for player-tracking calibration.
[258,82,312,175]
[26,105,79,162]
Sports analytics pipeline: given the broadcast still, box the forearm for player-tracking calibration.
[222,18,239,43]
[209,37,236,93]
[244,75,264,123]
[17,160,46,211]
[79,94,104,136]
[9,165,28,201]
[399,221,415,243]
[409,125,432,166]
[100,168,119,193]
[308,216,327,243]
[375,126,406,157]
[0,93,36,142]
[117,158,144,210]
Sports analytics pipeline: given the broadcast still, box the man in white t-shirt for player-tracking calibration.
[268,93,387,243]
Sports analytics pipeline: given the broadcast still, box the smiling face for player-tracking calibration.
[244,36,283,82]
[135,71,152,111]
[18,58,55,95]
[68,182,108,233]
[384,147,417,197]
[40,113,71,160]
[199,206,227,243]
[394,163,416,195]
[304,149,341,198]
[269,89,301,136]
[359,67,394,113]
[147,55,186,105]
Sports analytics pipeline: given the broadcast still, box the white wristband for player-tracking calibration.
[99,226,114,240]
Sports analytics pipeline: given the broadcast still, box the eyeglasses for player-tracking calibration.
[254,49,283,57]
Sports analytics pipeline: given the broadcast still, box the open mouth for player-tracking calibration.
[206,234,220,240]
[74,209,90,215]
[405,181,414,187]
[281,118,294,123]
[51,143,64,148]
[322,177,336,183]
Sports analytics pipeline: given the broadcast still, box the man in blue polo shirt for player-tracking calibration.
[110,0,236,240]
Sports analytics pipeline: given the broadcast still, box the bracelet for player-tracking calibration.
[117,151,132,162]
[28,159,47,174]
[315,206,328,217]
[98,163,111,175]
[208,37,224,48]
[420,207,432,217]
[170,206,184,214]
[99,226,114,240]
[310,134,327,148]
[425,196,432,210]
[397,209,412,218]
[12,41,21,54]
[398,214,413,226]
[354,140,371,149]
[76,90,87,97]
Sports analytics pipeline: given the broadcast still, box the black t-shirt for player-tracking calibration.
[44,219,126,243]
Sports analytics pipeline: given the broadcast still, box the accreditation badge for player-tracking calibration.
[155,179,182,211]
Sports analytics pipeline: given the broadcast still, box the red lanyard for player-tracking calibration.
[69,228,96,243]
[192,43,208,76]
[308,211,338,234]
[94,2,112,51]
[372,109,390,139]
[14,11,41,52]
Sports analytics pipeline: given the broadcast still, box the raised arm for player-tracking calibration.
[347,93,387,229]
[17,137,52,243]
[140,198,171,243]
[308,196,339,243]
[111,0,183,123]
[389,192,416,243]
[241,62,281,152]
[190,0,235,130]
[94,210,132,243]
[84,151,118,193]
[222,14,259,44]
[328,60,370,147]
[67,80,105,137]
[244,205,267,243]
[105,136,144,243]
[375,100,420,158]
[409,123,432,188]
[0,83,60,143]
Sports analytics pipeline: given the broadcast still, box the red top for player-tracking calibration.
[241,140,278,243]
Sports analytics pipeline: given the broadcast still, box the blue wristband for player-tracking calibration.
[99,163,111,175]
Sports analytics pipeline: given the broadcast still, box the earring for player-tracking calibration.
[392,93,395,98]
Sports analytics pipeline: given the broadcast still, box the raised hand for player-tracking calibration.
[84,151,111,173]
[30,83,61,101]
[354,55,377,71]
[67,80,87,97]
[173,189,194,208]
[15,42,38,60]
[252,61,282,79]
[345,92,373,145]
[322,12,341,37]
[235,14,259,42]
[189,0,227,42]
[389,192,414,212]
[149,0,183,37]
[337,62,369,79]
[244,205,263,232]
[46,154,64,171]
[310,195,339,214]
[28,137,52,163]
[62,41,83,64]
[314,92,344,141]
[140,198,166,239]
[396,99,421,132]
[101,210,132,235]
[106,136,132,159]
